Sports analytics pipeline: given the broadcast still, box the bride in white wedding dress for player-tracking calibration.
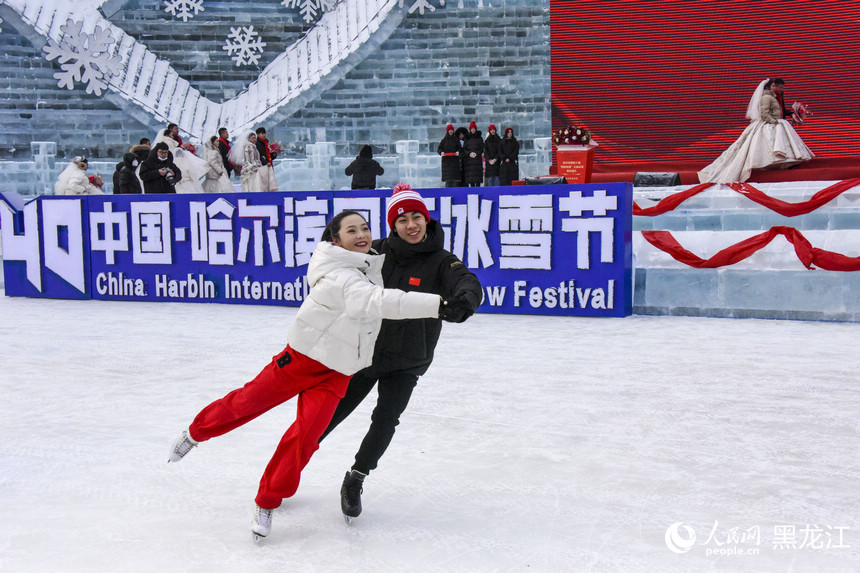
[153,124,208,193]
[698,78,813,184]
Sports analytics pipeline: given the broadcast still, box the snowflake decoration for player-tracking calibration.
[281,0,337,24]
[164,0,205,22]
[399,0,444,16]
[222,26,267,67]
[42,19,123,96]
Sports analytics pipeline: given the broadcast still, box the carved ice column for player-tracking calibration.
[31,141,58,195]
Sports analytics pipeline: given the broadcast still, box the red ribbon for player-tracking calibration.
[633,179,860,217]
[642,227,860,272]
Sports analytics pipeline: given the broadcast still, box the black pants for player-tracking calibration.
[319,371,418,475]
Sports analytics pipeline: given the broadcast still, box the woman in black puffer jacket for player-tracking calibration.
[484,125,501,186]
[437,124,461,187]
[499,126,520,186]
[462,121,484,187]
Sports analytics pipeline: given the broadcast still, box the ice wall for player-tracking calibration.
[0,0,550,161]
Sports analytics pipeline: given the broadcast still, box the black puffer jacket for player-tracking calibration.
[112,160,124,194]
[437,133,461,183]
[360,219,483,377]
[499,128,520,186]
[484,132,501,177]
[463,130,484,184]
[139,147,182,194]
[345,145,384,189]
[117,152,142,194]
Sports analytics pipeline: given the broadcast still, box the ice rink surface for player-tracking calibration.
[1,292,858,572]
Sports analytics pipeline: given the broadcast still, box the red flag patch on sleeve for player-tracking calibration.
[409,277,421,286]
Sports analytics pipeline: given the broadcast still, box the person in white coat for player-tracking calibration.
[228,132,263,192]
[698,78,814,183]
[201,136,235,193]
[54,156,103,195]
[168,210,444,541]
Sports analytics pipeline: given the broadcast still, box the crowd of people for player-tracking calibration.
[53,124,282,195]
[437,122,520,187]
[53,121,526,195]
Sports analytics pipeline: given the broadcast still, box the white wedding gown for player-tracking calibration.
[698,79,814,184]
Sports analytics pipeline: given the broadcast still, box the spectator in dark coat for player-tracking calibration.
[437,124,461,187]
[462,121,484,187]
[319,183,482,522]
[499,126,520,186]
[111,160,124,194]
[454,126,469,186]
[345,145,385,190]
[484,124,501,186]
[116,152,143,194]
[139,143,181,194]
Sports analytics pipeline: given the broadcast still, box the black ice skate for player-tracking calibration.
[340,470,365,524]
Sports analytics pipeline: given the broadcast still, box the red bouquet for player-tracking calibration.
[791,101,813,126]
[553,124,592,146]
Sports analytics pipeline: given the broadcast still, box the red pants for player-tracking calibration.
[188,346,350,509]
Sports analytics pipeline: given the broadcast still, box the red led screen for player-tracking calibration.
[551,0,860,163]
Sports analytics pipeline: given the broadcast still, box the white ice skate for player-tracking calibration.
[167,429,198,463]
[252,505,273,543]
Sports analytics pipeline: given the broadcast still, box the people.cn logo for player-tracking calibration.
[665,522,697,554]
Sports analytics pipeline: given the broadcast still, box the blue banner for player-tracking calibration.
[1,184,632,316]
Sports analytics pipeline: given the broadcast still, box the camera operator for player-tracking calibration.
[139,142,182,194]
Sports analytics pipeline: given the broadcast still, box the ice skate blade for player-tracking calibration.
[343,514,354,525]
[253,532,266,544]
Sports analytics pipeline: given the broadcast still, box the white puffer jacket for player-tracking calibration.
[287,241,442,375]
[54,165,103,195]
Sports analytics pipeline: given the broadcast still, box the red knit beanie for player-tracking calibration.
[387,183,431,229]
[446,124,454,133]
[488,124,496,132]
[469,121,477,130]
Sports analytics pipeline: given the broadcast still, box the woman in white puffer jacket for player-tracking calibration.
[54,156,103,195]
[167,210,443,541]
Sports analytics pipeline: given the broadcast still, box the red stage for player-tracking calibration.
[550,1,860,167]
